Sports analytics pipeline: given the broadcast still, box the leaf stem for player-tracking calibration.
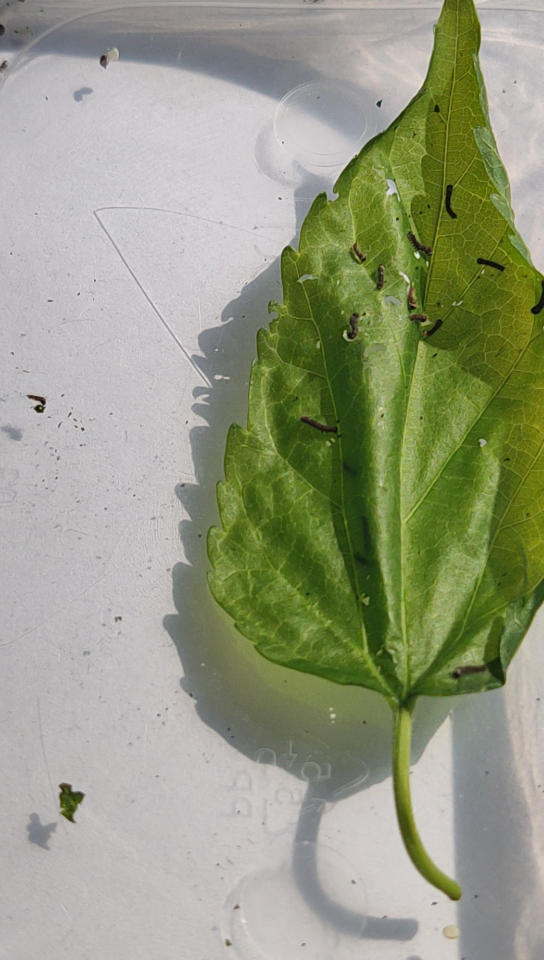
[392,699,462,901]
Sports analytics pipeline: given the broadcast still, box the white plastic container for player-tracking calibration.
[1,2,544,958]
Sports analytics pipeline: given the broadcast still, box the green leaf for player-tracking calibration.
[207,0,544,899]
[59,782,85,823]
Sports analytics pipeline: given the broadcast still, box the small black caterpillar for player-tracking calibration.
[422,319,443,338]
[452,664,488,679]
[445,184,457,219]
[531,279,544,315]
[347,313,359,339]
[407,232,433,256]
[300,416,338,434]
[477,257,505,272]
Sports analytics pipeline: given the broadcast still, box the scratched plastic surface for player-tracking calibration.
[1,2,544,959]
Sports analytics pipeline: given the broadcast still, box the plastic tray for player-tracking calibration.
[1,2,544,958]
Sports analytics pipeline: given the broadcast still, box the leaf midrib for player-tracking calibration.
[399,0,463,694]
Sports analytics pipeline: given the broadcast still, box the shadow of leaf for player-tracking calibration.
[164,175,452,939]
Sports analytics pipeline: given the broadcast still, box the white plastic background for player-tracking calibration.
[1,2,544,959]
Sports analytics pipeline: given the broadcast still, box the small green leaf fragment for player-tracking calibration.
[59,783,85,823]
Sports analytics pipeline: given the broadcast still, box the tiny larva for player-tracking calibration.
[445,184,457,219]
[352,242,366,263]
[300,416,338,434]
[477,257,505,272]
[531,280,544,315]
[452,664,488,678]
[407,231,433,256]
[422,319,443,338]
[347,313,359,339]
[408,286,418,310]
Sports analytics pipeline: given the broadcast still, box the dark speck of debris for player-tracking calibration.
[1,426,23,441]
[0,61,9,73]
[100,54,108,68]
[376,99,382,107]
[233,904,240,910]
[83,650,91,655]
[225,939,232,947]
[27,394,46,406]
[114,616,122,622]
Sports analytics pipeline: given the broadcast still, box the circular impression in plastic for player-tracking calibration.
[222,841,367,960]
[274,81,376,172]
